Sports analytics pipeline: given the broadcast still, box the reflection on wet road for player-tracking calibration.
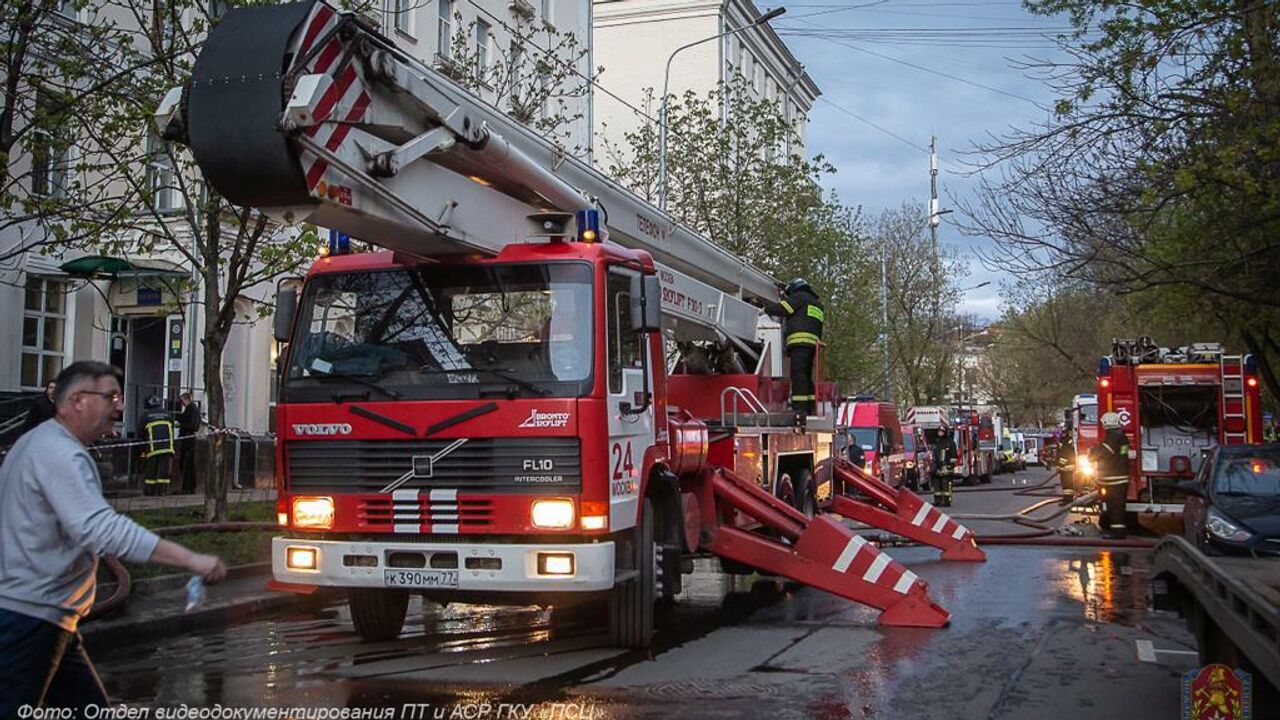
[94,543,1197,719]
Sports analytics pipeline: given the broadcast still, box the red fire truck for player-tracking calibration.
[1092,339,1264,517]
[163,0,985,648]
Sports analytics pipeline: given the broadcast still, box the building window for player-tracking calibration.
[21,277,68,390]
[56,0,77,18]
[146,133,182,213]
[393,0,411,35]
[540,0,553,27]
[31,94,70,199]
[475,20,490,70]
[437,0,453,59]
[207,0,228,18]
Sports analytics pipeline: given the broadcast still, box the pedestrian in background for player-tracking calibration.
[0,361,227,715]
[177,392,202,495]
[18,380,56,438]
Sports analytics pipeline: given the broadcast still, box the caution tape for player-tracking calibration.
[85,424,258,453]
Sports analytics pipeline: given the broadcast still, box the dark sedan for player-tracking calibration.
[1182,443,1280,556]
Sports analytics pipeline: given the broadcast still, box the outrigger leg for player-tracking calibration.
[690,466,951,628]
[830,460,987,562]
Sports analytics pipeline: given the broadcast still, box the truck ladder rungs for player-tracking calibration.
[697,467,951,628]
[831,460,987,562]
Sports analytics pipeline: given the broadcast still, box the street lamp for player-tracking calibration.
[658,6,786,211]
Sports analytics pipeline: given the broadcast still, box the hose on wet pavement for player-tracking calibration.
[88,522,279,620]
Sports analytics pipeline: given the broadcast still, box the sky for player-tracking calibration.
[766,0,1074,320]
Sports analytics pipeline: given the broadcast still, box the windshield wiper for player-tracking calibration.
[309,368,401,399]
[419,367,552,397]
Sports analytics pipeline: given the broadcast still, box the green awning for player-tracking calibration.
[59,255,186,278]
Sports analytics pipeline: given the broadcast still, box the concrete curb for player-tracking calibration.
[83,563,339,648]
[98,561,273,596]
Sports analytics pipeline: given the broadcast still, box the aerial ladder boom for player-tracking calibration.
[160,0,767,346]
[167,0,964,629]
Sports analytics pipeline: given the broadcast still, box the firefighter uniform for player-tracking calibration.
[933,434,958,507]
[764,279,824,416]
[140,397,176,496]
[1091,415,1130,538]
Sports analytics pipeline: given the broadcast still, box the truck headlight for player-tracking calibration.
[1206,508,1252,543]
[1076,455,1094,477]
[531,499,575,529]
[292,496,334,529]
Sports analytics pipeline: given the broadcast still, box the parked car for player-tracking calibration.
[901,423,935,492]
[1181,443,1280,556]
[837,399,908,488]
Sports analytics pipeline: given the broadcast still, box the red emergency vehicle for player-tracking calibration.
[837,399,907,487]
[1094,339,1264,516]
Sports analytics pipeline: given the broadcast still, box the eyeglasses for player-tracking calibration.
[79,390,123,403]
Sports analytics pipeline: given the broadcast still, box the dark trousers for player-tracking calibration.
[0,609,108,718]
[1101,479,1129,536]
[787,345,816,414]
[179,440,197,494]
[142,452,173,496]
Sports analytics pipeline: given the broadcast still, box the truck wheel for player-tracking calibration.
[775,473,796,508]
[349,588,409,642]
[794,468,816,518]
[609,497,656,650]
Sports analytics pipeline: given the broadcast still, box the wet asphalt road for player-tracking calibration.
[93,467,1204,719]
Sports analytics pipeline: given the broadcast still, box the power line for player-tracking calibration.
[785,16,1047,107]
[816,97,928,153]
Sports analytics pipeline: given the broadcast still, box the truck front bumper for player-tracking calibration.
[272,537,615,592]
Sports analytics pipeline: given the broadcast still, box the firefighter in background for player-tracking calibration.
[139,395,176,496]
[1265,415,1279,443]
[932,431,959,507]
[763,279,824,416]
[1091,412,1130,538]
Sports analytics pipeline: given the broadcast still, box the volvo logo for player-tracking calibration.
[379,438,469,493]
[292,423,352,436]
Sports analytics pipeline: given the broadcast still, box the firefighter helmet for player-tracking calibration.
[145,394,163,410]
[1101,412,1122,429]
[784,278,811,295]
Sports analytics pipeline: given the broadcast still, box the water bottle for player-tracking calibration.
[184,575,207,613]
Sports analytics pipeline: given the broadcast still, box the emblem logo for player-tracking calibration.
[292,423,352,436]
[379,438,469,493]
[1182,664,1251,720]
[518,409,571,429]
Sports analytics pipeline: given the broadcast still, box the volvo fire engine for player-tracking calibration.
[160,1,986,648]
[1092,339,1264,516]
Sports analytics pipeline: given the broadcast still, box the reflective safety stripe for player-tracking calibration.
[806,305,825,322]
[786,332,820,346]
[863,554,891,583]
[893,570,918,594]
[791,394,816,401]
[832,534,868,572]
[780,300,794,314]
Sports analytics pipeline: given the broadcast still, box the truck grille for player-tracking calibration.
[360,497,495,530]
[287,438,580,493]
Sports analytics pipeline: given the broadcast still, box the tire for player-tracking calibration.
[349,588,409,642]
[794,468,816,518]
[609,497,656,650]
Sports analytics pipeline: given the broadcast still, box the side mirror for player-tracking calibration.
[630,274,663,332]
[1175,480,1204,497]
[274,288,297,343]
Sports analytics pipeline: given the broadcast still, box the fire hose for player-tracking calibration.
[87,521,278,620]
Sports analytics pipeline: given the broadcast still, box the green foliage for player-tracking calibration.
[968,0,1280,405]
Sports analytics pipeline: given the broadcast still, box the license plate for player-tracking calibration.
[383,569,459,588]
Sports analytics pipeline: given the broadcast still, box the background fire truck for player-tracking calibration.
[1093,339,1264,518]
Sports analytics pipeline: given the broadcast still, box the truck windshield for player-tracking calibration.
[1078,403,1098,424]
[849,427,878,451]
[284,263,593,401]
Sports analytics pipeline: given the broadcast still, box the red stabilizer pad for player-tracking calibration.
[833,462,987,562]
[709,517,950,628]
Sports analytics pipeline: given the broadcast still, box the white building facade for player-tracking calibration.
[591,0,818,159]
[0,0,593,439]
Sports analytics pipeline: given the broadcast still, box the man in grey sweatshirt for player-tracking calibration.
[0,361,228,715]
